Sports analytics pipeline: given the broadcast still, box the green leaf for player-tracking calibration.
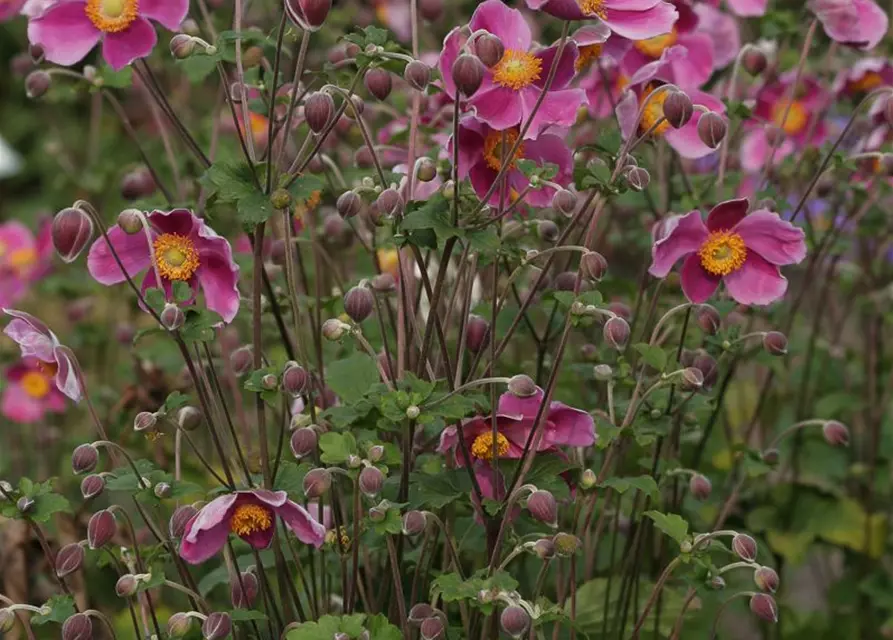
[162,391,190,414]
[633,343,668,371]
[179,308,224,343]
[319,432,358,465]
[229,609,269,622]
[29,492,70,523]
[172,281,192,303]
[365,614,402,640]
[200,161,257,202]
[286,614,368,639]
[176,55,218,83]
[237,192,275,226]
[96,64,133,88]
[599,475,660,500]
[644,511,689,544]
[144,287,166,314]
[286,175,326,202]
[430,570,519,612]
[408,468,473,509]
[326,353,380,404]
[31,595,76,626]
[369,506,403,535]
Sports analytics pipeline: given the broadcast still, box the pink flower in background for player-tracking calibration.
[0,0,26,21]
[525,0,678,40]
[439,0,584,138]
[372,0,410,42]
[703,0,767,17]
[3,308,81,401]
[86,209,241,323]
[649,198,807,305]
[832,57,893,98]
[811,0,888,51]
[179,490,326,564]
[694,1,740,69]
[581,58,629,119]
[2,358,67,423]
[27,0,187,70]
[0,220,53,309]
[451,117,573,207]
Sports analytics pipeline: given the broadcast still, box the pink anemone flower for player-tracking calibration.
[648,198,807,305]
[452,116,573,208]
[694,2,740,69]
[86,209,240,323]
[0,220,53,309]
[439,0,584,139]
[832,57,893,99]
[524,0,678,41]
[810,0,888,51]
[3,308,82,401]
[27,0,188,70]
[1,0,26,21]
[703,0,766,17]
[2,358,67,424]
[179,490,326,564]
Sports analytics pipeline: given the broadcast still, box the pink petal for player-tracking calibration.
[615,90,640,140]
[197,236,241,324]
[706,198,749,231]
[87,225,152,285]
[680,253,721,303]
[54,346,82,402]
[649,210,708,278]
[438,28,464,100]
[671,33,715,89]
[723,253,788,305]
[3,311,56,362]
[0,222,36,253]
[27,0,100,67]
[1,383,45,423]
[46,388,68,412]
[694,3,740,68]
[733,210,807,266]
[519,87,585,139]
[184,494,238,544]
[102,16,157,71]
[726,0,767,16]
[525,0,585,20]
[602,2,680,40]
[545,403,596,447]
[812,0,888,50]
[470,0,531,52]
[139,0,188,29]
[248,489,289,508]
[453,118,485,181]
[179,515,231,564]
[240,525,275,549]
[470,85,524,132]
[274,500,327,548]
[469,159,501,205]
[497,387,544,420]
[533,42,579,91]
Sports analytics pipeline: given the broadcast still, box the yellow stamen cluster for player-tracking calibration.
[698,230,747,276]
[575,44,603,73]
[8,248,37,273]
[230,504,274,536]
[471,432,510,461]
[21,371,50,399]
[633,30,678,59]
[325,526,351,552]
[770,99,808,137]
[483,128,525,172]
[639,85,671,137]
[493,50,542,91]
[849,72,885,94]
[153,233,200,282]
[84,0,139,33]
[578,0,606,19]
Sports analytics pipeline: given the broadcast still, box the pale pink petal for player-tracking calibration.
[723,253,788,305]
[812,0,888,50]
[3,311,56,362]
[649,210,708,278]
[139,0,188,30]
[274,500,327,548]
[615,90,640,140]
[184,494,238,542]
[603,2,680,40]
[680,254,721,303]
[86,226,152,285]
[53,346,82,402]
[525,0,584,20]
[470,85,524,132]
[694,3,740,68]
[733,210,807,265]
[180,515,231,564]
[519,87,585,139]
[0,222,36,253]
[672,33,715,89]
[1,383,45,423]
[726,0,767,17]
[470,0,532,51]
[102,17,157,71]
[249,489,289,509]
[706,198,749,231]
[27,0,100,67]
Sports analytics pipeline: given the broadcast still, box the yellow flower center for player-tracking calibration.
[640,85,671,136]
[493,50,542,91]
[37,360,58,378]
[21,371,50,399]
[770,99,808,136]
[483,128,525,172]
[153,233,200,281]
[85,0,139,33]
[575,44,603,73]
[578,0,606,19]
[698,230,747,276]
[849,71,884,94]
[230,503,273,536]
[7,248,37,274]
[470,432,510,461]
[377,248,400,276]
[634,29,678,59]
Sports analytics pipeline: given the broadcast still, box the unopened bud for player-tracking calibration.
[72,444,99,474]
[593,364,613,382]
[25,70,51,98]
[689,474,711,500]
[822,420,849,446]
[754,566,779,593]
[134,411,156,432]
[404,60,431,91]
[580,468,597,490]
[364,68,393,101]
[160,303,185,330]
[537,220,559,243]
[335,191,362,219]
[742,47,767,75]
[420,616,445,640]
[552,189,577,215]
[465,315,490,353]
[170,505,198,538]
[154,482,172,499]
[56,543,85,578]
[88,509,116,549]
[303,468,332,498]
[732,533,758,561]
[376,188,404,217]
[368,504,388,522]
[0,609,14,633]
[697,112,727,149]
[508,374,537,398]
[169,33,196,59]
[16,496,33,513]
[696,304,721,335]
[291,428,318,459]
[231,571,259,608]
[62,613,93,640]
[663,91,693,129]
[527,490,558,527]
[322,318,350,341]
[117,208,144,233]
[626,166,650,191]
[581,251,607,281]
[474,33,505,68]
[681,367,704,390]
[81,474,105,499]
[534,537,556,559]
[709,575,726,590]
[52,207,94,263]
[230,345,254,376]
[358,466,384,497]
[304,92,335,134]
[452,54,485,96]
[202,612,233,640]
[282,362,309,396]
[604,316,630,350]
[500,605,531,638]
[121,167,156,200]
[416,157,437,182]
[762,331,787,355]
[284,0,331,29]
[749,593,778,623]
[403,510,427,535]
[28,43,44,63]
[167,612,193,637]
[116,573,140,597]
[344,285,374,323]
[418,0,442,20]
[177,406,203,431]
[409,603,435,624]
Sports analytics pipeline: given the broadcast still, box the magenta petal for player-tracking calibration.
[438,425,459,454]
[497,386,543,420]
[812,0,887,50]
[196,236,241,324]
[180,517,231,564]
[138,0,188,30]
[27,0,100,67]
[526,0,585,20]
[87,225,152,285]
[186,494,238,538]
[469,161,501,205]
[519,87,585,139]
[0,222,36,253]
[102,17,157,71]
[453,119,485,180]
[274,500,327,548]
[726,0,767,16]
[53,346,82,402]
[733,210,807,266]
[723,253,787,305]
[603,2,679,40]
[438,28,464,100]
[672,33,715,89]
[240,525,275,549]
[533,42,579,91]
[148,208,200,236]
[470,85,524,132]
[546,403,596,447]
[649,211,708,278]
[680,254,720,303]
[1,384,45,423]
[706,198,749,231]
[470,0,532,51]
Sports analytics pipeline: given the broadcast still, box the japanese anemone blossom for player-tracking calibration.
[693,1,740,69]
[524,0,678,41]
[179,490,326,564]
[27,0,187,70]
[703,0,766,17]
[739,74,829,173]
[0,220,53,309]
[438,0,584,139]
[649,198,807,305]
[614,46,726,159]
[2,358,67,424]
[832,57,893,98]
[3,308,82,401]
[810,0,888,51]
[86,209,240,323]
[451,116,573,207]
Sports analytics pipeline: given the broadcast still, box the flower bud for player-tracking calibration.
[231,571,259,608]
[420,616,445,640]
[419,0,442,20]
[88,509,116,549]
[742,47,767,75]
[474,33,505,68]
[16,496,33,513]
[452,54,485,97]
[304,92,335,134]
[117,208,144,233]
[261,373,278,391]
[754,565,779,593]
[154,482,172,499]
[25,70,51,98]
[62,613,92,640]
[336,190,362,218]
[553,532,581,556]
[508,374,537,398]
[202,612,233,640]
[593,364,613,382]
[0,609,15,632]
[170,505,198,538]
[415,157,437,182]
[534,537,556,559]
[608,301,631,320]
[284,0,330,30]
[364,68,393,101]
[282,362,309,396]
[167,612,193,637]
[527,490,558,527]
[749,593,778,623]
[552,188,577,215]
[121,166,157,200]
[169,33,195,59]
[368,504,388,522]
[160,303,185,331]
[56,542,85,578]
[581,251,607,281]
[500,605,531,638]
[344,285,374,323]
[368,444,385,462]
[403,510,428,535]
[695,304,720,335]
[52,207,94,263]
[177,406,203,431]
[465,315,490,354]
[709,575,726,590]
[689,474,711,500]
[358,466,384,497]
[822,420,849,446]
[404,60,431,91]
[537,219,559,243]
[762,331,787,355]
[81,474,105,499]
[697,112,727,149]
[291,428,318,459]
[303,468,332,498]
[663,91,693,129]
[134,411,156,432]
[116,573,139,597]
[732,533,758,561]
[376,188,404,217]
[626,166,650,191]
[230,345,254,376]
[322,318,350,341]
[681,367,704,390]
[270,188,292,211]
[409,603,435,624]
[72,444,99,474]
[762,448,780,465]
[406,405,421,420]
[603,316,630,350]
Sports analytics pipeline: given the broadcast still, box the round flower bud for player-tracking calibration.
[593,364,613,382]
[415,157,437,183]
[116,573,139,597]
[697,112,727,149]
[553,271,578,292]
[56,542,85,578]
[81,474,105,499]
[230,345,254,376]
[626,166,650,191]
[508,374,537,398]
[336,191,362,218]
[291,427,318,459]
[552,188,577,215]
[742,47,767,75]
[376,188,404,217]
[403,510,428,536]
[689,474,712,500]
[0,609,14,633]
[409,603,435,624]
[709,575,726,590]
[580,469,597,491]
[359,466,384,497]
[160,303,185,331]
[261,374,278,391]
[822,420,849,446]
[87,509,116,549]
[25,70,51,99]
[581,251,607,281]
[169,33,195,59]
[177,406,203,431]
[154,482,172,499]
[534,537,556,559]
[474,33,505,68]
[553,532,581,556]
[270,188,292,211]
[117,207,145,233]
[663,91,693,129]
[282,362,309,396]
[167,612,193,638]
[452,54,485,97]
[202,612,233,640]
[322,318,350,341]
[303,468,332,498]
[170,505,198,538]
[368,445,385,462]
[419,0,442,20]
[754,565,779,593]
[537,219,559,243]
[62,613,93,640]
[500,605,531,638]
[121,167,157,200]
[364,68,393,101]
[304,92,335,134]
[420,616,445,640]
[231,571,259,608]
[72,444,99,474]
[732,533,758,561]
[681,367,704,391]
[527,490,558,527]
[16,496,34,513]
[134,411,156,432]
[284,0,330,30]
[368,504,388,522]
[404,60,431,91]
[749,593,778,623]
[696,304,721,335]
[465,315,490,354]
[52,207,94,263]
[344,285,374,323]
[406,405,421,420]
[604,316,630,350]
[762,331,788,356]
[692,351,718,389]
